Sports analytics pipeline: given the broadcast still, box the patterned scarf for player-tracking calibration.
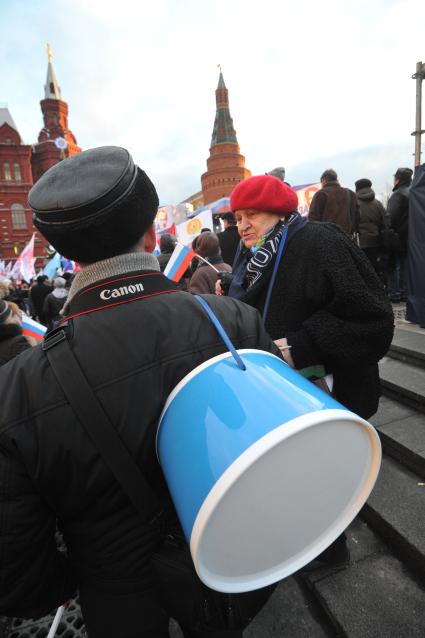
[228,212,306,305]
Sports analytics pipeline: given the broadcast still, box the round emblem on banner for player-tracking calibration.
[186,218,202,235]
[54,137,68,150]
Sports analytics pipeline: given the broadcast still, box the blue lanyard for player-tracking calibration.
[262,226,288,324]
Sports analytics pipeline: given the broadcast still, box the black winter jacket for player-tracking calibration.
[218,226,240,267]
[43,292,67,330]
[356,188,387,249]
[0,270,278,620]
[387,183,410,254]
[239,222,394,419]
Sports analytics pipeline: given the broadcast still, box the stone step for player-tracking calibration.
[300,517,425,638]
[370,396,425,476]
[379,356,425,413]
[389,327,425,369]
[361,455,425,582]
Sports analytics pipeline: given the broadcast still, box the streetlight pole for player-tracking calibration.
[411,61,425,168]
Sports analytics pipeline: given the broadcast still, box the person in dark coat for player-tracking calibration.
[387,167,413,302]
[0,147,280,638]
[43,277,68,331]
[354,178,387,276]
[308,169,359,237]
[157,233,176,272]
[0,300,31,366]
[217,174,394,569]
[189,232,231,294]
[217,212,240,266]
[29,275,53,324]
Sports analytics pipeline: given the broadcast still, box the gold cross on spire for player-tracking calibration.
[45,43,53,63]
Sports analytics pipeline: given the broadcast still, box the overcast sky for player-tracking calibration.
[1,0,424,204]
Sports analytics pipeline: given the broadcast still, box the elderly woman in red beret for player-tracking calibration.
[217,173,394,566]
[218,173,393,418]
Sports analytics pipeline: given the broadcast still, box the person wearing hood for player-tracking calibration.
[354,178,387,275]
[0,299,32,367]
[43,277,68,331]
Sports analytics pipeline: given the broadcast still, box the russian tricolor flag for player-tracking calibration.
[22,316,47,342]
[164,243,195,283]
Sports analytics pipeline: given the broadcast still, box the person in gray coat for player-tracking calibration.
[354,178,387,276]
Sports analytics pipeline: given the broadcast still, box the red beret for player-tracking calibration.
[230,175,299,216]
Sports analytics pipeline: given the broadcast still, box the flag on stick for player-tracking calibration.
[21,315,47,342]
[164,243,195,283]
[10,234,36,282]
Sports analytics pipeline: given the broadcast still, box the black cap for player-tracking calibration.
[29,146,159,264]
[355,178,372,191]
[29,147,139,229]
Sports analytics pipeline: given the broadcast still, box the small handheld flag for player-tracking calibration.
[22,316,47,342]
[163,243,195,283]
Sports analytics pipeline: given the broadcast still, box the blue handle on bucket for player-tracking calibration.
[194,295,246,371]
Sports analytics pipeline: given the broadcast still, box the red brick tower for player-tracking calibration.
[31,45,81,183]
[0,107,45,268]
[201,71,251,205]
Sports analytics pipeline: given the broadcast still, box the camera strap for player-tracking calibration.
[42,327,163,526]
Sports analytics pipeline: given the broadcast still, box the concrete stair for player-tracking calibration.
[246,326,425,637]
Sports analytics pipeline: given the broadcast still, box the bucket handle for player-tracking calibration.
[194,295,246,371]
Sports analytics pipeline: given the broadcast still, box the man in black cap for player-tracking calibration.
[308,169,359,238]
[387,167,413,302]
[0,147,278,637]
[217,212,240,266]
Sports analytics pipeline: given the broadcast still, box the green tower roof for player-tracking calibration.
[210,70,238,146]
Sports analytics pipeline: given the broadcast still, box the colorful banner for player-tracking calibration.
[164,243,196,282]
[176,209,213,245]
[293,183,321,217]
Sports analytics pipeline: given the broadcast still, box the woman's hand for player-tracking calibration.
[274,337,295,368]
[215,279,224,296]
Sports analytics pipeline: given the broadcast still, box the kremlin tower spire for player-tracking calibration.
[31,43,81,183]
[44,43,62,100]
[201,68,251,205]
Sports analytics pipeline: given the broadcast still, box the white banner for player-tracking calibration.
[176,209,213,245]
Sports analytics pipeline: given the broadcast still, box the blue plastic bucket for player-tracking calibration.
[157,349,381,593]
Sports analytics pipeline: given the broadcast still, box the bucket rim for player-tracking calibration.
[189,408,381,593]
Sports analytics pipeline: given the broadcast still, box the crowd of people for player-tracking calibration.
[0,146,408,637]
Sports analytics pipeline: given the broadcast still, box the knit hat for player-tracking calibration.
[230,175,298,215]
[0,300,11,325]
[355,178,372,191]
